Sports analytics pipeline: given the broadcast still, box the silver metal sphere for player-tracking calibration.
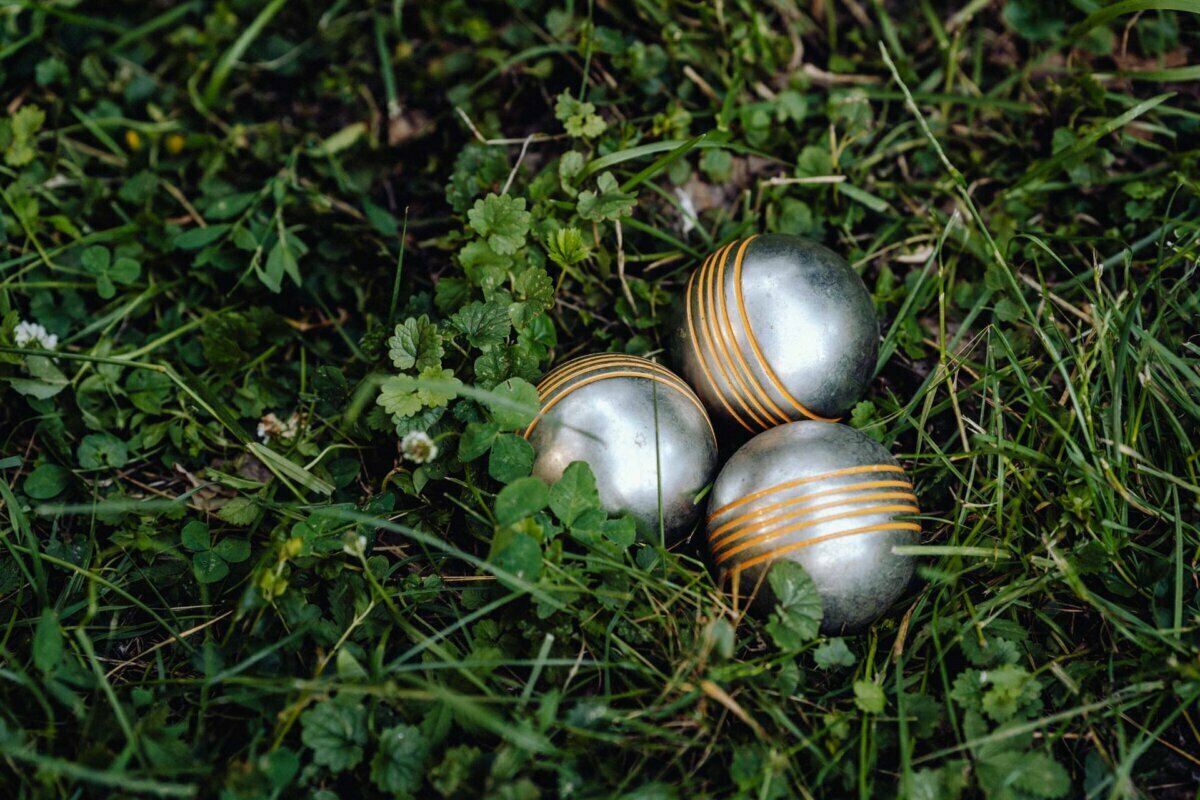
[526,354,719,544]
[673,234,878,433]
[705,421,919,632]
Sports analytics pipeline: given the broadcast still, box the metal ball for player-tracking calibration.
[673,233,878,433]
[705,421,919,632]
[526,354,719,544]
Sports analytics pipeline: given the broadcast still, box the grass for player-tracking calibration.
[1,1,1199,798]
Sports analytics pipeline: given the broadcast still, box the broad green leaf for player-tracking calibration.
[192,551,229,583]
[24,464,69,500]
[180,520,211,551]
[813,637,856,669]
[488,433,534,483]
[450,301,511,350]
[488,529,543,588]
[486,378,539,429]
[174,224,231,250]
[300,699,367,772]
[378,375,423,418]
[388,315,443,371]
[577,172,636,221]
[77,433,129,470]
[550,461,600,527]
[370,724,427,795]
[853,680,886,714]
[467,193,530,256]
[459,422,500,462]
[763,561,823,650]
[494,476,550,525]
[212,537,250,563]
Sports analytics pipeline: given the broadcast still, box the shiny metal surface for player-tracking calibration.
[526,354,719,544]
[705,421,919,632]
[673,234,878,432]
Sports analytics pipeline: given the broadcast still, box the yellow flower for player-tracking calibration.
[125,129,142,151]
[165,133,185,154]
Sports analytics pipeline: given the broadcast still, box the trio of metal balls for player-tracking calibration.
[525,233,919,632]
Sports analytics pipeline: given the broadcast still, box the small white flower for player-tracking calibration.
[257,411,302,443]
[342,531,368,557]
[14,320,58,351]
[401,431,438,464]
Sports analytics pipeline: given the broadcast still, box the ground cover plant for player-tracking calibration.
[1,0,1199,797]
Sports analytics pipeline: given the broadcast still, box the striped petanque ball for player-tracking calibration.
[705,421,920,632]
[525,354,719,545]
[673,233,878,434]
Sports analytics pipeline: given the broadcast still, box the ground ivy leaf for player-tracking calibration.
[300,699,367,772]
[467,193,530,256]
[450,301,511,350]
[388,315,443,371]
[550,461,600,527]
[813,637,856,669]
[23,464,69,500]
[414,366,461,407]
[577,172,636,221]
[370,724,427,796]
[764,561,823,650]
[853,680,886,714]
[77,432,129,470]
[377,376,424,418]
[218,496,259,526]
[494,476,549,525]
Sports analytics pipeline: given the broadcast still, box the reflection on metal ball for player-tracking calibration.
[705,421,919,632]
[525,354,719,544]
[673,233,878,433]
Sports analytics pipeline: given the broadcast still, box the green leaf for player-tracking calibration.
[174,224,231,250]
[180,520,211,551]
[192,551,229,583]
[577,172,636,221]
[300,699,368,772]
[545,227,591,268]
[763,561,823,650]
[550,461,600,527]
[486,378,539,429]
[494,476,550,525]
[218,496,260,526]
[212,538,250,563]
[512,267,555,312]
[388,315,443,371]
[467,193,530,256]
[488,529,543,587]
[9,355,69,399]
[378,376,424,418]
[81,246,110,274]
[813,637,856,669]
[77,433,129,470]
[370,724,428,796]
[459,422,500,462]
[33,609,63,673]
[978,750,1070,799]
[450,301,511,350]
[24,464,69,500]
[5,105,45,166]
[109,257,141,285]
[458,240,511,293]
[414,366,461,407]
[488,433,535,483]
[555,92,607,138]
[853,680,886,714]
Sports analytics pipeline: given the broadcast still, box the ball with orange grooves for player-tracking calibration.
[673,234,878,434]
[706,421,920,632]
[524,354,718,544]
